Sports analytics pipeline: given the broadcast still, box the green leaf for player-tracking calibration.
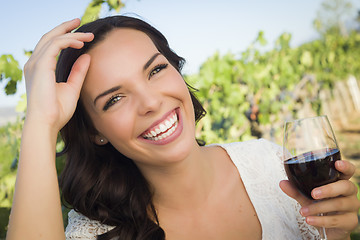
[5,79,17,95]
[106,0,124,12]
[256,31,268,46]
[24,50,33,58]
[328,51,335,63]
[0,54,23,95]
[80,0,104,26]
[276,33,292,50]
[300,51,313,67]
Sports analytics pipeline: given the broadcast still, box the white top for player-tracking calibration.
[65,139,320,239]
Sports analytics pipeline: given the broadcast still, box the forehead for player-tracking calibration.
[81,28,159,98]
[88,28,158,64]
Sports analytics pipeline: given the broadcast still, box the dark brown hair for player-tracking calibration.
[56,15,206,240]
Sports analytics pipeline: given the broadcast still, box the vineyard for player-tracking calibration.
[187,30,360,146]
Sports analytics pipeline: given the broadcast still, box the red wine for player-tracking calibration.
[284,148,341,199]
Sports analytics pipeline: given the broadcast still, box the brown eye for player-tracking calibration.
[103,94,123,111]
[149,64,168,79]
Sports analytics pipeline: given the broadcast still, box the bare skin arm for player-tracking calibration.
[6,19,93,240]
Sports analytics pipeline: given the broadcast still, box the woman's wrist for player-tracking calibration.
[22,117,59,149]
[23,114,60,138]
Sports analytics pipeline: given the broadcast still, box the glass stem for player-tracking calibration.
[317,213,327,240]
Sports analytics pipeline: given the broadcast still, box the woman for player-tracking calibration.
[6,15,360,240]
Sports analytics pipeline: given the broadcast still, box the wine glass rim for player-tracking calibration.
[284,115,329,124]
[283,114,339,155]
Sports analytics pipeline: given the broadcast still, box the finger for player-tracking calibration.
[300,195,359,217]
[279,180,312,206]
[66,54,91,95]
[311,180,358,200]
[56,54,91,128]
[25,39,86,80]
[335,160,356,180]
[37,32,94,59]
[32,33,94,72]
[305,212,359,231]
[33,18,81,53]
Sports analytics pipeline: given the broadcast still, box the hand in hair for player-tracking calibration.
[24,18,94,131]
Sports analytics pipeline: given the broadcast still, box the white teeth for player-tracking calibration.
[142,112,179,141]
[171,122,178,134]
[165,120,171,129]
[159,123,167,132]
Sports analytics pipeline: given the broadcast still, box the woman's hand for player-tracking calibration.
[24,18,94,131]
[7,19,94,240]
[280,160,360,240]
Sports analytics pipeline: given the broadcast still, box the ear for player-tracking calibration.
[94,134,109,145]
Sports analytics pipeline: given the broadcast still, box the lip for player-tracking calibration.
[138,107,183,145]
[142,109,176,134]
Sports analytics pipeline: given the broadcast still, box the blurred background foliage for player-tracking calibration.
[1,0,360,238]
[188,24,360,143]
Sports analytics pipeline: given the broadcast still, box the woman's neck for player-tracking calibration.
[141,145,219,211]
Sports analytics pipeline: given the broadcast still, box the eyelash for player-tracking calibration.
[103,94,122,111]
[103,63,169,111]
[149,63,168,79]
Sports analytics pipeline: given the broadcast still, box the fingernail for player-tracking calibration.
[337,160,344,168]
[300,207,309,216]
[306,217,314,224]
[312,189,322,199]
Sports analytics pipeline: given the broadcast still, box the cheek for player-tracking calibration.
[170,72,195,112]
[166,70,192,100]
[93,113,135,143]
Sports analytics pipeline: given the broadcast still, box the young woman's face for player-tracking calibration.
[81,28,198,168]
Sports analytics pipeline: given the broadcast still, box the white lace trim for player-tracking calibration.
[65,210,115,239]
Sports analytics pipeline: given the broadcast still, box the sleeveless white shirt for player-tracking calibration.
[65,139,320,239]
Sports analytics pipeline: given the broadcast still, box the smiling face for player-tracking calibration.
[81,28,198,168]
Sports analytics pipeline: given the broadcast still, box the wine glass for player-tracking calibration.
[283,115,341,240]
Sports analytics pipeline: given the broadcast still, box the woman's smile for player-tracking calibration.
[139,107,183,145]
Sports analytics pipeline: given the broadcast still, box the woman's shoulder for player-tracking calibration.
[220,138,280,148]
[215,138,282,160]
[65,209,115,240]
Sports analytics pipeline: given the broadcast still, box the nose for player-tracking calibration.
[136,85,162,116]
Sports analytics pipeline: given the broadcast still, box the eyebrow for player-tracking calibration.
[93,53,162,106]
[93,85,121,106]
[143,52,161,71]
